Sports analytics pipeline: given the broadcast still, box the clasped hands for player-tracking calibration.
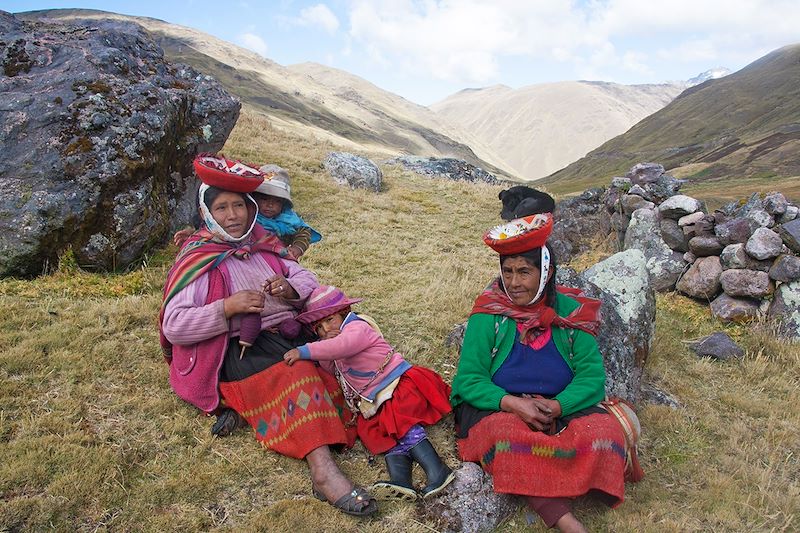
[501,394,563,433]
[222,275,297,318]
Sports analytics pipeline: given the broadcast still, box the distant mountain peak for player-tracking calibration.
[687,67,731,86]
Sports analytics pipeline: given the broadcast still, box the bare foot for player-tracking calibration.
[555,512,588,533]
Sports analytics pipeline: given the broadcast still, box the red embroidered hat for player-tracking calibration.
[296,285,363,325]
[193,153,264,193]
[483,212,554,255]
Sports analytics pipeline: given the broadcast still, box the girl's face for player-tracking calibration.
[315,313,344,338]
[501,256,542,306]
[209,191,249,238]
[255,194,284,218]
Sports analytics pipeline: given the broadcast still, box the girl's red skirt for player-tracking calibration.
[356,365,452,454]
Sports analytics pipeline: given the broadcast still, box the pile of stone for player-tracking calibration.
[385,155,499,184]
[604,163,800,333]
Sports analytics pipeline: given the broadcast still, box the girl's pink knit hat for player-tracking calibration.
[296,285,363,324]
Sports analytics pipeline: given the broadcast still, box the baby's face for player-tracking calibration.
[255,194,284,218]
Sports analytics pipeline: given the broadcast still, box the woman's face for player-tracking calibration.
[209,191,249,238]
[501,256,542,306]
[255,194,284,218]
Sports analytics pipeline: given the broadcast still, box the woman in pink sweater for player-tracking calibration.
[159,181,377,517]
[284,285,454,501]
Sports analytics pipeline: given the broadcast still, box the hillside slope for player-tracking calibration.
[431,81,683,180]
[20,9,516,178]
[541,44,800,193]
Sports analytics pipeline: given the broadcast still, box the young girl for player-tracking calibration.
[283,285,454,500]
[174,163,320,260]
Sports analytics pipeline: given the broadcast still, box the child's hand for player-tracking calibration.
[287,245,303,260]
[283,348,301,366]
[173,227,193,247]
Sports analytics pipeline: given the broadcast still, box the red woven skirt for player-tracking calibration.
[357,366,452,454]
[458,411,626,504]
[219,361,356,459]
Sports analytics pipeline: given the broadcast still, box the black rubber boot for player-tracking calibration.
[409,439,455,498]
[371,453,418,501]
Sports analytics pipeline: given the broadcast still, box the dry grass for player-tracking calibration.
[1,109,798,532]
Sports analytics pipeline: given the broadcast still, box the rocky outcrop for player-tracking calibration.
[323,152,382,191]
[386,155,498,184]
[0,12,239,276]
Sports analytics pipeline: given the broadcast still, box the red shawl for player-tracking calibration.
[158,224,287,358]
[470,279,601,343]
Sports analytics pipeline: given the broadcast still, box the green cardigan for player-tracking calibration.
[450,292,606,417]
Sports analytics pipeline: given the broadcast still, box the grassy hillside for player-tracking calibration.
[540,44,800,197]
[1,108,798,532]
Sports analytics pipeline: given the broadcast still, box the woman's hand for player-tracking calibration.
[287,245,304,260]
[263,275,298,299]
[500,395,554,431]
[223,290,265,318]
[284,348,301,366]
[531,395,562,419]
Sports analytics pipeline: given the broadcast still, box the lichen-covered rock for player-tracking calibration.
[769,254,800,282]
[323,152,382,191]
[420,462,520,533]
[658,195,702,219]
[777,219,800,253]
[0,12,240,276]
[624,208,686,291]
[763,192,788,216]
[768,280,800,339]
[676,256,722,300]
[779,205,799,223]
[625,163,683,203]
[550,188,611,263]
[720,269,773,299]
[745,227,783,260]
[385,155,497,184]
[578,248,655,403]
[688,236,724,257]
[687,332,745,361]
[745,208,774,228]
[710,293,762,322]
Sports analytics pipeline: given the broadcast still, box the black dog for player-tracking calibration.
[499,186,555,220]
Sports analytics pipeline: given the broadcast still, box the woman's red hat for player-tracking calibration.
[193,153,264,193]
[483,212,554,255]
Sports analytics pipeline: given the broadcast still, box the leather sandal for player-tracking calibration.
[211,408,247,437]
[312,485,378,517]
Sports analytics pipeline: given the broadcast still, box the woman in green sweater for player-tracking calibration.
[451,212,628,533]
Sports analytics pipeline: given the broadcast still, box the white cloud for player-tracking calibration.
[345,0,800,85]
[237,33,268,56]
[298,3,340,34]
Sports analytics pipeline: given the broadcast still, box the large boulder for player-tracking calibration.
[565,248,655,403]
[323,152,382,191]
[0,12,239,276]
[624,208,687,291]
[768,280,800,339]
[550,187,611,263]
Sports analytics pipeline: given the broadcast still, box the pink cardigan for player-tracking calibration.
[297,313,411,401]
[162,253,318,411]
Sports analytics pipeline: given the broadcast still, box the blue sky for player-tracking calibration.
[7,1,800,105]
